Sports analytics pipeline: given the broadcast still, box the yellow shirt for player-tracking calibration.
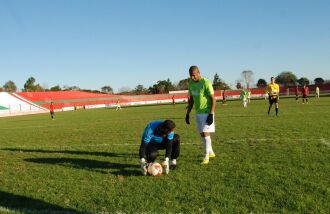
[267,83,280,96]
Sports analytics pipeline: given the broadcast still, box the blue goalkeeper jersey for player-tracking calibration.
[142,120,174,144]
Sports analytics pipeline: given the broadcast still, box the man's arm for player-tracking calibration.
[186,96,194,115]
[139,125,153,159]
[210,94,216,114]
[160,138,172,174]
[139,142,147,159]
[205,93,216,125]
[185,96,194,124]
[164,139,173,159]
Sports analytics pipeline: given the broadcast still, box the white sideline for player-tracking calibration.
[320,138,330,147]
[0,138,325,150]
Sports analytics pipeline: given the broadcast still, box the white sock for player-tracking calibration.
[205,136,214,155]
[202,136,213,159]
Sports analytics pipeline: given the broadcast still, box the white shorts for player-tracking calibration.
[196,113,215,133]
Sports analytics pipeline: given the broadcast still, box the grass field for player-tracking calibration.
[0,97,329,213]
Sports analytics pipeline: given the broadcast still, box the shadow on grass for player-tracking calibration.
[0,190,81,213]
[24,157,141,176]
[3,148,138,158]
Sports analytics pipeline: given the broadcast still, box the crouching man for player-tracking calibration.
[139,120,180,175]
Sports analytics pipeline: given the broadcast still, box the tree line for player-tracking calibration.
[255,72,325,89]
[0,71,326,94]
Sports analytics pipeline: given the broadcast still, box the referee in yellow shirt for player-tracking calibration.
[266,77,280,116]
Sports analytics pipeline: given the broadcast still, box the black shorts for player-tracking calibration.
[302,95,307,98]
[269,96,278,105]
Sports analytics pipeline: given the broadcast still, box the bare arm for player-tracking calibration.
[210,94,216,114]
[186,96,194,115]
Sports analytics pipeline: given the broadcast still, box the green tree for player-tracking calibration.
[275,71,298,87]
[50,85,62,91]
[256,79,267,88]
[134,85,147,95]
[212,73,230,90]
[3,80,17,92]
[101,86,113,94]
[23,77,36,92]
[297,77,310,87]
[314,77,325,85]
[176,78,189,90]
[236,81,242,89]
[148,79,174,94]
[63,85,80,91]
[35,84,44,92]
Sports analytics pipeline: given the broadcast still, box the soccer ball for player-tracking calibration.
[147,162,163,176]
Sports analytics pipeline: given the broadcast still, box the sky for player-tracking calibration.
[1,0,330,92]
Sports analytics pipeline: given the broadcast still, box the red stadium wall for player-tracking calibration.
[18,84,330,111]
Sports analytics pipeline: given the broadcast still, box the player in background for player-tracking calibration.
[247,89,251,103]
[240,88,248,108]
[185,65,216,165]
[295,85,299,102]
[315,86,320,99]
[222,89,227,105]
[302,84,309,104]
[266,77,280,116]
[139,120,180,175]
[50,102,55,120]
[172,95,176,105]
[115,99,122,110]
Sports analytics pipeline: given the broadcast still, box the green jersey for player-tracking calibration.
[188,77,214,114]
[240,90,248,99]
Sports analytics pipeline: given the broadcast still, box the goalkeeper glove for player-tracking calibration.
[206,113,213,125]
[162,157,170,174]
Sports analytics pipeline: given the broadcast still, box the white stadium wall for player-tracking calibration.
[0,92,47,117]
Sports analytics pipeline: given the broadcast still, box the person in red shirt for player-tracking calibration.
[222,89,227,105]
[50,102,55,120]
[295,85,299,102]
[302,84,309,104]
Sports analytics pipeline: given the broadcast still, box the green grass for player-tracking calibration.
[0,97,329,213]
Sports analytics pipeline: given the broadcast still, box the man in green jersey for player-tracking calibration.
[185,66,216,165]
[240,88,248,107]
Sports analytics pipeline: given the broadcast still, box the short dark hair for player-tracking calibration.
[158,120,176,135]
[163,120,176,131]
[189,65,199,74]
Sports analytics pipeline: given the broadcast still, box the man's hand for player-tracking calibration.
[140,158,147,176]
[206,113,213,125]
[185,113,190,125]
[162,157,170,174]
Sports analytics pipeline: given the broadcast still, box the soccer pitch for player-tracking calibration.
[0,97,329,213]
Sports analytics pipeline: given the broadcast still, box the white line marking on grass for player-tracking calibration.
[0,138,320,150]
[320,138,330,147]
[0,125,54,130]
